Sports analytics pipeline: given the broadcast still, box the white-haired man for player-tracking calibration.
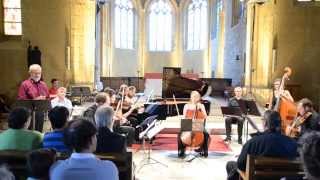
[51,87,73,113]
[18,64,49,132]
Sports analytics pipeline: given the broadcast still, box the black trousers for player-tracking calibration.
[177,131,210,153]
[225,116,244,140]
[226,161,239,180]
[114,125,135,146]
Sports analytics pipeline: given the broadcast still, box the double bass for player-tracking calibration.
[273,67,297,133]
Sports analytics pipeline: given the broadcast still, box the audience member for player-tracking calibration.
[49,78,59,99]
[50,119,118,180]
[0,165,15,180]
[0,107,42,150]
[51,87,72,113]
[83,92,108,125]
[226,110,298,180]
[27,148,56,180]
[299,131,320,180]
[43,106,71,153]
[95,106,127,153]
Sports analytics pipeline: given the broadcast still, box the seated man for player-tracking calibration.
[49,78,59,99]
[83,92,108,125]
[27,148,56,180]
[50,119,118,180]
[43,106,71,153]
[224,87,245,144]
[0,107,42,150]
[51,87,73,113]
[226,110,298,180]
[95,106,127,154]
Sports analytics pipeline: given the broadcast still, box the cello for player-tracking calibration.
[273,67,297,133]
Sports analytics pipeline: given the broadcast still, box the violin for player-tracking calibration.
[286,112,312,138]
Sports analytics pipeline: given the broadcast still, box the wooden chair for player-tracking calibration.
[238,155,305,180]
[0,150,134,180]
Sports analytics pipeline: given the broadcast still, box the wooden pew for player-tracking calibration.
[0,150,133,180]
[238,155,305,180]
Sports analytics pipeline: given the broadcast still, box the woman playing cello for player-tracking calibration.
[177,91,210,158]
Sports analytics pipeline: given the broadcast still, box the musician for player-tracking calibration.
[18,64,49,132]
[269,78,294,109]
[83,92,108,125]
[226,110,298,180]
[224,87,245,144]
[287,98,320,137]
[127,86,137,104]
[177,91,209,158]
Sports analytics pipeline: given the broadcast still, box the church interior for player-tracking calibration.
[0,0,320,180]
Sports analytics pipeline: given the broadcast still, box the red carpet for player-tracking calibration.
[132,134,231,152]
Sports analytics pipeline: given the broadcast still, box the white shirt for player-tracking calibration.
[51,97,73,112]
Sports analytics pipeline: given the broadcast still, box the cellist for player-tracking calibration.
[177,91,210,158]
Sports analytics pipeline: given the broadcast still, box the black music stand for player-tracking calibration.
[14,100,51,131]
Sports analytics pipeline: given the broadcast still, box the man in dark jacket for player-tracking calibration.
[226,110,298,180]
[83,92,108,125]
[95,106,127,154]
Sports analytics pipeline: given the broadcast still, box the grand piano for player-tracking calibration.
[144,67,211,120]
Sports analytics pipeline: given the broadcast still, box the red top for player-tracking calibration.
[18,79,49,100]
[49,87,58,96]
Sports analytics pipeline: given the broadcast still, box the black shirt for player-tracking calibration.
[96,127,127,154]
[300,111,320,135]
[237,131,298,171]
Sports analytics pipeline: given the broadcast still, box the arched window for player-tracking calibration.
[3,0,22,35]
[114,0,134,49]
[148,0,173,51]
[186,0,207,50]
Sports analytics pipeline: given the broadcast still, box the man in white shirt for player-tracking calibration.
[51,87,72,113]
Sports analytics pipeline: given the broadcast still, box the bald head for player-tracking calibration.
[29,64,42,82]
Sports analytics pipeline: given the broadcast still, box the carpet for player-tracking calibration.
[132,134,231,152]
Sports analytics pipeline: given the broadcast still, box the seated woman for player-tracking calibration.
[177,91,210,158]
[50,118,118,180]
[0,107,42,151]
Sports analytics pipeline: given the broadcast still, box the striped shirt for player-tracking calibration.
[43,130,70,153]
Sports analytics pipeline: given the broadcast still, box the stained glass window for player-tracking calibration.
[3,0,22,35]
[186,0,207,50]
[148,0,173,51]
[115,0,134,49]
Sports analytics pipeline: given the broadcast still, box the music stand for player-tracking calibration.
[241,100,261,141]
[14,100,51,131]
[137,115,167,173]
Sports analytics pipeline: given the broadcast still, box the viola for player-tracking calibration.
[286,112,312,138]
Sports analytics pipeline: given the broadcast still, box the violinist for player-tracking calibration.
[177,91,209,158]
[269,78,294,110]
[286,98,320,138]
[83,92,109,125]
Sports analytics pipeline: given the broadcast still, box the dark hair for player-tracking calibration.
[8,107,30,129]
[48,106,69,129]
[299,132,320,180]
[95,93,107,104]
[128,86,136,91]
[51,78,58,84]
[299,98,313,111]
[64,118,97,152]
[104,88,115,98]
[263,110,281,132]
[27,148,56,179]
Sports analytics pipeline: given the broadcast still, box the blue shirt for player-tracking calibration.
[43,130,70,153]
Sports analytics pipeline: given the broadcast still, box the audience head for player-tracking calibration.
[64,118,97,153]
[190,91,201,104]
[56,87,67,99]
[95,92,108,106]
[128,86,136,98]
[104,88,116,104]
[234,87,243,99]
[0,165,14,180]
[297,98,313,116]
[273,78,281,90]
[29,64,42,82]
[27,148,56,180]
[263,110,281,133]
[299,131,320,180]
[48,106,69,130]
[8,107,31,129]
[51,78,59,88]
[95,106,114,130]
